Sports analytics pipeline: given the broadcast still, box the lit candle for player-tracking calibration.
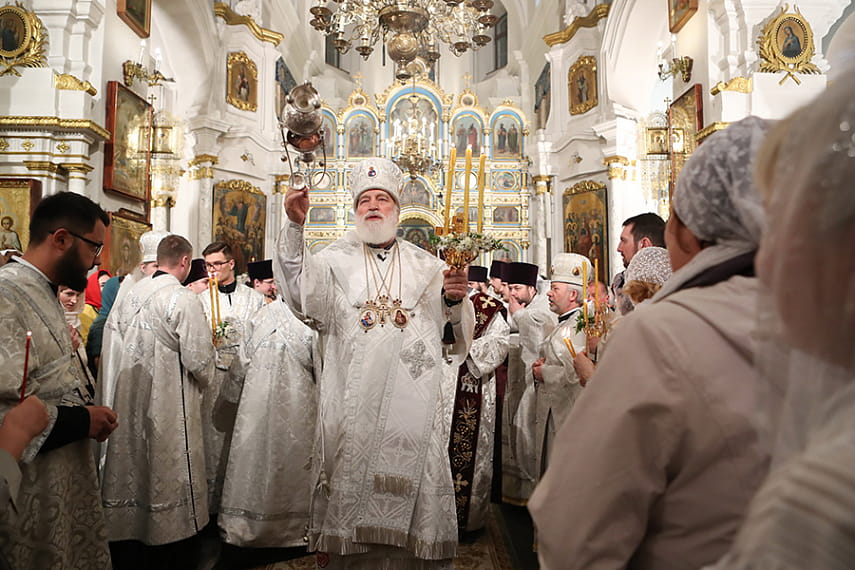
[582,261,588,302]
[476,153,486,233]
[137,39,146,65]
[208,272,216,333]
[463,144,472,233]
[213,276,221,326]
[594,258,599,309]
[443,147,456,234]
[19,331,31,402]
[562,337,577,358]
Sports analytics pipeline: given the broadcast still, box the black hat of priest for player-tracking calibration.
[505,262,539,287]
[489,259,508,280]
[247,259,274,282]
[183,258,208,286]
[468,265,488,283]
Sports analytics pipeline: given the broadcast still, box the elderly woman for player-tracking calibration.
[623,246,673,306]
[712,70,855,569]
[529,117,773,570]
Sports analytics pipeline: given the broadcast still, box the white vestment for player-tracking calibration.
[276,223,474,564]
[0,261,111,569]
[100,273,216,545]
[199,282,265,512]
[535,310,584,474]
[503,292,556,503]
[219,299,319,547]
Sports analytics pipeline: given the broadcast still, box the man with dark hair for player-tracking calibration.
[100,234,216,567]
[200,240,264,515]
[247,259,276,301]
[0,191,116,569]
[613,213,666,314]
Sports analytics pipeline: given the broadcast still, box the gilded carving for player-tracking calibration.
[0,3,47,77]
[0,139,8,151]
[696,122,730,144]
[757,5,820,85]
[20,140,33,151]
[0,115,110,139]
[214,178,263,196]
[563,180,606,196]
[188,154,219,167]
[213,2,284,46]
[543,4,610,47]
[710,76,752,96]
[56,141,70,154]
[53,73,98,96]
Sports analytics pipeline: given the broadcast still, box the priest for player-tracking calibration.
[100,234,216,566]
[277,158,474,568]
[247,259,277,301]
[0,192,116,569]
[219,290,318,547]
[531,253,589,475]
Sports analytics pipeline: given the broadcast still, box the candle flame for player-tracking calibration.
[26,331,32,338]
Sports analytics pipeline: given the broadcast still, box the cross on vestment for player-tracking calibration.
[454,472,469,493]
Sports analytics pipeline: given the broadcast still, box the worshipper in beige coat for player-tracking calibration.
[710,68,855,570]
[528,116,773,570]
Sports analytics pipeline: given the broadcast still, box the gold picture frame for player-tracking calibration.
[0,178,41,251]
[212,179,267,274]
[103,210,151,277]
[758,5,819,85]
[226,52,258,112]
[117,0,151,39]
[669,0,698,33]
[563,180,609,285]
[0,3,47,77]
[568,56,597,116]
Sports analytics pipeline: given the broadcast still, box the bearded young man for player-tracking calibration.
[277,158,474,569]
[0,192,117,569]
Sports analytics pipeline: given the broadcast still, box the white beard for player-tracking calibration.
[355,210,399,245]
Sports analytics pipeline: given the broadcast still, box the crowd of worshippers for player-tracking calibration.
[0,71,853,570]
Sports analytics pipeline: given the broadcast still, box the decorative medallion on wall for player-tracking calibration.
[212,179,267,274]
[669,0,698,33]
[117,0,151,39]
[563,180,608,284]
[226,52,258,112]
[568,56,597,116]
[0,3,47,77]
[758,5,819,85]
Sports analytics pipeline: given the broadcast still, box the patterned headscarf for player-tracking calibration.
[625,246,672,286]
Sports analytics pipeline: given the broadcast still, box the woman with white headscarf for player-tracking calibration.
[712,69,855,570]
[528,117,773,570]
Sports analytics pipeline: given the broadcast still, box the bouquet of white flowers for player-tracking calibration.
[430,232,505,270]
[214,319,234,342]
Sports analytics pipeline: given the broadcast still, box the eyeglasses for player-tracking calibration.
[205,260,231,270]
[53,229,104,257]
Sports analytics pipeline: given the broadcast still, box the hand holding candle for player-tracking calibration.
[20,331,32,402]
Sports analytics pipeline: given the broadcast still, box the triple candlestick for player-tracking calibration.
[442,145,487,235]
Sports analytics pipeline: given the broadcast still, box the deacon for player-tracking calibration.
[531,253,589,475]
[199,241,265,512]
[219,290,318,548]
[0,192,117,569]
[488,259,508,302]
[503,261,556,503]
[247,259,277,301]
[278,158,474,568]
[100,235,216,566]
[448,265,509,534]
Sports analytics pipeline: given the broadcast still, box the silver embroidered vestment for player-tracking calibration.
[0,262,111,569]
[276,224,474,563]
[219,299,319,547]
[99,273,216,545]
[198,283,266,512]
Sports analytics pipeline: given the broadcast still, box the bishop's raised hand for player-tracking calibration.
[284,185,310,226]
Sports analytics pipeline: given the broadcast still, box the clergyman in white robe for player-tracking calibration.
[99,270,216,546]
[219,298,319,547]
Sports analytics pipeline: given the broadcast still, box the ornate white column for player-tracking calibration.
[531,175,551,270]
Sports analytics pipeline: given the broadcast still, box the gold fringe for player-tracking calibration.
[373,474,414,497]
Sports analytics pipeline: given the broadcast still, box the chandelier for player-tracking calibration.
[389,83,440,179]
[309,0,497,80]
